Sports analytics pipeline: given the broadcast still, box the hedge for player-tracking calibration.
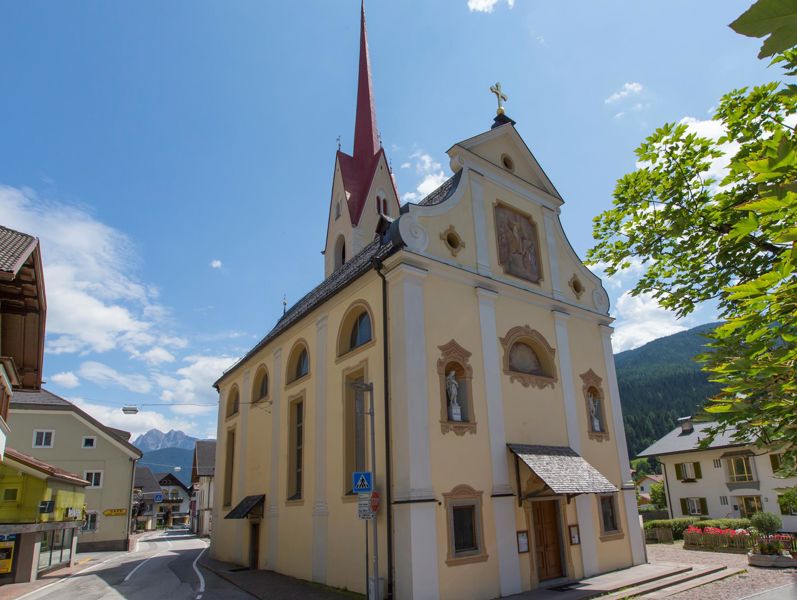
[643,518,701,539]
[698,518,751,530]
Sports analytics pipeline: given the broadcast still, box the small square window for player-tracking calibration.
[82,437,96,449]
[713,459,722,468]
[83,512,98,532]
[33,430,54,448]
[84,471,102,488]
[444,485,487,565]
[3,488,18,502]
[720,495,728,506]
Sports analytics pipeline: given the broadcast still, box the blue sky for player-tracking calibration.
[0,1,774,440]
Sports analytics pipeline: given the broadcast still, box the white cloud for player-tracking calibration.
[400,151,449,204]
[0,186,182,357]
[611,292,688,352]
[467,0,514,13]
[132,346,176,366]
[209,259,222,269]
[156,354,237,415]
[78,361,152,394]
[605,82,644,104]
[69,397,201,440]
[49,371,80,389]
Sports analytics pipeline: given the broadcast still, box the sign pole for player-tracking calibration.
[367,383,378,599]
[365,519,370,600]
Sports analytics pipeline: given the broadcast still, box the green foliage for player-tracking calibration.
[631,457,653,477]
[589,50,797,473]
[698,518,751,529]
[643,518,700,540]
[617,324,721,457]
[730,0,797,58]
[650,481,667,509]
[750,511,783,534]
[778,486,797,513]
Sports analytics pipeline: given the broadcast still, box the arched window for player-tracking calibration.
[252,366,269,403]
[287,342,310,384]
[500,326,557,389]
[349,312,372,351]
[226,386,240,418]
[581,369,609,441]
[337,302,375,356]
[334,235,346,270]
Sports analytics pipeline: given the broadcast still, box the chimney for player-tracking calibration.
[677,416,694,435]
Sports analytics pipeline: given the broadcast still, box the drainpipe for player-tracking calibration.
[658,460,674,519]
[371,256,393,600]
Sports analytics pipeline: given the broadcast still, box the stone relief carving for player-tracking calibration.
[495,203,542,283]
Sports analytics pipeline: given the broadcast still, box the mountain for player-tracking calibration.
[615,322,722,459]
[138,447,193,487]
[133,429,198,453]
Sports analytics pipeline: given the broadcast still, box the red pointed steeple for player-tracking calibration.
[353,0,379,161]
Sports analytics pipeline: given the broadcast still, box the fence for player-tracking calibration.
[683,527,796,554]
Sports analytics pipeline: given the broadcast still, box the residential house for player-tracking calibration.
[0,225,87,584]
[636,474,663,506]
[638,417,797,531]
[7,389,142,551]
[133,467,161,531]
[209,6,644,599]
[191,440,215,536]
[155,472,191,528]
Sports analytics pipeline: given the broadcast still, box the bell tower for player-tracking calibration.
[323,1,399,277]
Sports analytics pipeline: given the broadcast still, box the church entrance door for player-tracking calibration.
[532,500,563,581]
[249,521,260,569]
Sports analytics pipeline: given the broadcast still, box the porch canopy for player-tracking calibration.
[225,494,265,519]
[508,444,617,497]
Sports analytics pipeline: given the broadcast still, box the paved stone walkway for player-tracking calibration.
[647,542,797,600]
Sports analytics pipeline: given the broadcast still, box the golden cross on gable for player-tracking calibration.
[490,82,508,115]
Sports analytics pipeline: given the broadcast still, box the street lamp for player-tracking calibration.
[122,405,139,415]
[349,380,379,599]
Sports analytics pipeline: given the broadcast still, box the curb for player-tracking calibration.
[198,559,259,599]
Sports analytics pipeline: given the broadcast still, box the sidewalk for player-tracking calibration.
[200,556,365,600]
[0,551,118,600]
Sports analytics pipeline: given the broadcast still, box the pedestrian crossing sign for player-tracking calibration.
[352,471,372,493]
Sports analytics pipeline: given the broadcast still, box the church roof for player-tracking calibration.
[0,225,38,277]
[418,170,462,206]
[214,230,401,389]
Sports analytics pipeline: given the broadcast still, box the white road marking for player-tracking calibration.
[123,549,167,583]
[15,553,124,600]
[193,543,208,598]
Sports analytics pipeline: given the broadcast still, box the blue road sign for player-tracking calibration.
[352,471,372,493]
[154,493,163,503]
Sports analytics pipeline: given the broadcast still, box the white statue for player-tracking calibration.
[589,393,602,432]
[446,371,462,422]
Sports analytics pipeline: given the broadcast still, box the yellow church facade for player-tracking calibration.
[210,5,644,599]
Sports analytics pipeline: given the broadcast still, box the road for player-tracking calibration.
[21,529,252,600]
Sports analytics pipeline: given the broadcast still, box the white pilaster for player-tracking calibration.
[543,207,563,300]
[476,287,521,596]
[312,316,329,583]
[469,171,491,276]
[386,263,440,600]
[553,310,599,576]
[600,325,646,565]
[267,347,283,569]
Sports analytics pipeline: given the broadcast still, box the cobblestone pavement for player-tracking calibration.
[646,542,797,599]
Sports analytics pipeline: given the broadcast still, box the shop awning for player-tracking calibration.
[508,444,617,495]
[224,494,265,519]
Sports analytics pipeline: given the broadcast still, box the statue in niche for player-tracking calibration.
[495,204,541,283]
[588,390,603,432]
[446,371,462,422]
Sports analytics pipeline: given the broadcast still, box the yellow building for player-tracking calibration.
[0,225,88,584]
[210,5,644,599]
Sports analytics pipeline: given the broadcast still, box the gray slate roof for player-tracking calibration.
[636,421,744,458]
[0,225,38,275]
[417,170,462,206]
[215,234,400,387]
[134,466,162,496]
[508,444,618,495]
[194,440,216,477]
[11,388,141,457]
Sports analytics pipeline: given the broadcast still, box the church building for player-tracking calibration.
[210,4,645,599]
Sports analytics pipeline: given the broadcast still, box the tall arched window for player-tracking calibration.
[286,342,310,385]
[337,302,375,356]
[295,349,309,380]
[226,386,240,418]
[252,366,269,403]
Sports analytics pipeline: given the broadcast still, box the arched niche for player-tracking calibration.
[437,340,476,435]
[500,326,557,389]
[581,369,609,441]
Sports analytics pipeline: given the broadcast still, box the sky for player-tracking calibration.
[0,1,776,441]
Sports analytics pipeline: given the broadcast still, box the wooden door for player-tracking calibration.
[533,500,563,581]
[249,522,260,569]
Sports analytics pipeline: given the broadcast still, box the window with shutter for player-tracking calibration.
[680,498,688,516]
[693,462,702,479]
[675,464,684,480]
[770,454,782,473]
[699,498,708,515]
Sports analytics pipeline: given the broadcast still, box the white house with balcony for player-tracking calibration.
[638,417,797,531]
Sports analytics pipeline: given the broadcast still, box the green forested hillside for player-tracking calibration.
[616,323,721,458]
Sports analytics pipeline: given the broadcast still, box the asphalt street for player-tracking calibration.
[19,530,252,600]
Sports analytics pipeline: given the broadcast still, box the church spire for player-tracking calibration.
[353,0,379,160]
